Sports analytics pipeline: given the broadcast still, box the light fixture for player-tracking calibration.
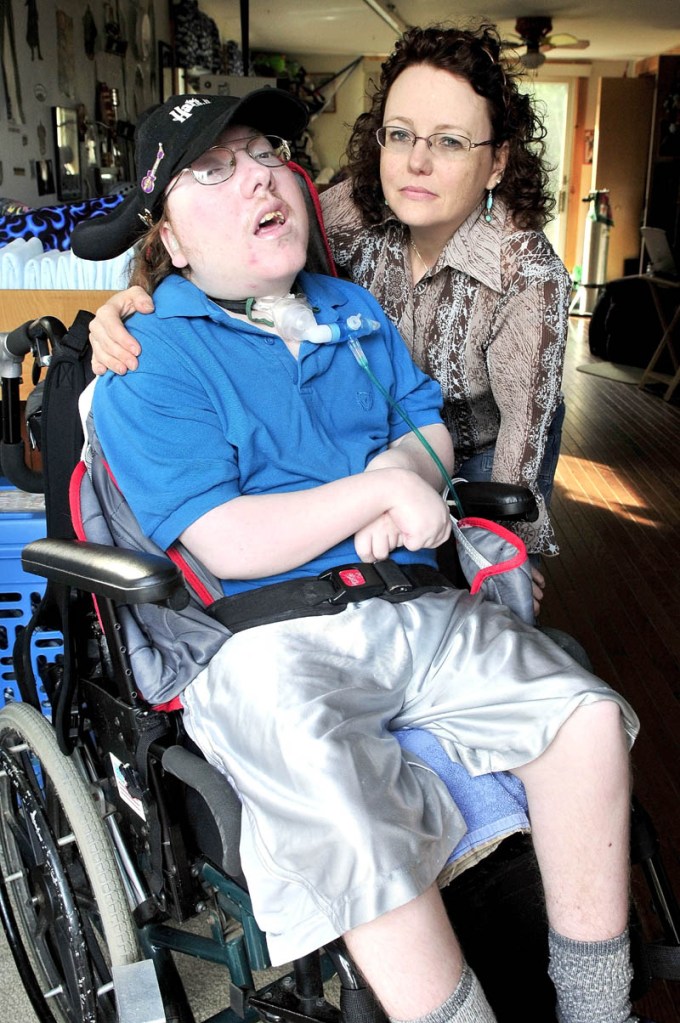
[521,47,546,70]
[362,0,409,34]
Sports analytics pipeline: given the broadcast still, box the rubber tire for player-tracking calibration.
[0,702,141,1016]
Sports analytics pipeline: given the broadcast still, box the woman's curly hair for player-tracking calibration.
[346,23,554,231]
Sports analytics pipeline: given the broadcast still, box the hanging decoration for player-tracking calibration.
[55,9,75,99]
[25,0,42,61]
[82,5,97,60]
[1,0,25,122]
[172,0,221,74]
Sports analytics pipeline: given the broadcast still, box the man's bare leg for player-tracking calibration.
[513,700,634,1023]
[512,700,630,941]
[343,883,495,1022]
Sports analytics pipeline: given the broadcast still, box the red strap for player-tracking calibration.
[166,546,215,607]
[153,696,183,712]
[69,461,88,541]
[290,161,338,278]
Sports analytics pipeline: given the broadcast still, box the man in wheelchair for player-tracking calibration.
[71,88,640,1023]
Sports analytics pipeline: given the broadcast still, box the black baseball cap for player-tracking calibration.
[71,88,308,261]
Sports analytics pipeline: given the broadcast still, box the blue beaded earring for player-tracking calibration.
[484,188,494,223]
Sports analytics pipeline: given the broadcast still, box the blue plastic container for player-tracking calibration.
[0,490,63,717]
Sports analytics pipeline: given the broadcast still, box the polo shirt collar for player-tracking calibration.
[152,270,352,335]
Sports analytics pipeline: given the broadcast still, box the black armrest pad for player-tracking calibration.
[455,482,539,522]
[21,538,189,609]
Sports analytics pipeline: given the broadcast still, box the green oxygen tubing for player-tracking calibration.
[344,318,464,518]
[269,298,464,518]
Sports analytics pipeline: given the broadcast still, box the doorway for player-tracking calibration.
[518,78,575,260]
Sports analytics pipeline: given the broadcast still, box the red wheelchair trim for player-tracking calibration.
[290,161,338,278]
[456,517,528,595]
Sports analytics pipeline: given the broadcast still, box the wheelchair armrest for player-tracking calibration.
[454,482,539,522]
[21,538,190,610]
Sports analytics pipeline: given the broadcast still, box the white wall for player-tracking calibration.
[0,0,171,208]
[288,52,366,178]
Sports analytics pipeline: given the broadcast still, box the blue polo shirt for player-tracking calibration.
[93,271,445,594]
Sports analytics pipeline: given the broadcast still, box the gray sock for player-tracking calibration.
[548,927,633,1023]
[389,964,497,1023]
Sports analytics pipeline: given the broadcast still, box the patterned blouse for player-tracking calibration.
[319,179,571,555]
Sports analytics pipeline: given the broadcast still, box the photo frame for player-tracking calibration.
[53,106,81,201]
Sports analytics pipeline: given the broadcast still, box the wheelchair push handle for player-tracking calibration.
[1,316,64,365]
[0,316,66,493]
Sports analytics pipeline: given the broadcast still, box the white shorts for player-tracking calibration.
[180,588,638,965]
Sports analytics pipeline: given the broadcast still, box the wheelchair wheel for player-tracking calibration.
[0,702,141,1022]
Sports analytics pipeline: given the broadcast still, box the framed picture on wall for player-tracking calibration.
[53,106,81,201]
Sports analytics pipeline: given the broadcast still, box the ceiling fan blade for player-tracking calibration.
[547,33,590,50]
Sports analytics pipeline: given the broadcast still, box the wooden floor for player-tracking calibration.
[540,318,680,1021]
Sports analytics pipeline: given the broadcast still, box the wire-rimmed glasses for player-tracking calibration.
[376,126,496,156]
[167,135,292,196]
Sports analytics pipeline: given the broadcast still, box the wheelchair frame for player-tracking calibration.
[0,535,379,1023]
[1,284,679,1023]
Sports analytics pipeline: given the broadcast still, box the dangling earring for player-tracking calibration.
[484,188,494,223]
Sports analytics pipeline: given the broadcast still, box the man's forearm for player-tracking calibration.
[180,466,438,579]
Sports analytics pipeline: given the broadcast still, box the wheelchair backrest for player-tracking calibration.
[72,416,230,707]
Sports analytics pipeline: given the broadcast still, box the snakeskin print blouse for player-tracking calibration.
[319,179,571,555]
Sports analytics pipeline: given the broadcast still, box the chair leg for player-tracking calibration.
[630,796,680,982]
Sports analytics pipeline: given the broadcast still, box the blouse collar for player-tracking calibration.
[384,197,507,295]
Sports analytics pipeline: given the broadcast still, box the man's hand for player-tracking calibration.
[90,286,154,375]
[354,512,404,563]
[354,473,451,563]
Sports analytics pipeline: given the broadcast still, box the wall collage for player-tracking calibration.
[0,0,172,211]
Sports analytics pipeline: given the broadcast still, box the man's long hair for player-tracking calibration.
[128,215,177,293]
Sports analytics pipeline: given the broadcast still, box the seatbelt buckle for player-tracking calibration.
[373,559,414,595]
[319,563,386,604]
[319,559,414,604]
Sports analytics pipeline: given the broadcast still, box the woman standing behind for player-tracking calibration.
[86,23,569,570]
[321,23,570,565]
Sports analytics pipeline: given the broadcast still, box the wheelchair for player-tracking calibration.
[1,258,679,1023]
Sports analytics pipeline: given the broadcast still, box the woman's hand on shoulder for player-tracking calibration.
[90,286,154,375]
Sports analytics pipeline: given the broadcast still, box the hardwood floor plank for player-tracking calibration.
[541,319,680,1021]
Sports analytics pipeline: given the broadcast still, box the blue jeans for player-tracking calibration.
[456,400,566,570]
[456,399,565,509]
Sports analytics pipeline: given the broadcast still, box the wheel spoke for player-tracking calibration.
[0,705,142,1016]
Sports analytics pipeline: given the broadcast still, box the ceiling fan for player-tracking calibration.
[507,16,590,69]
